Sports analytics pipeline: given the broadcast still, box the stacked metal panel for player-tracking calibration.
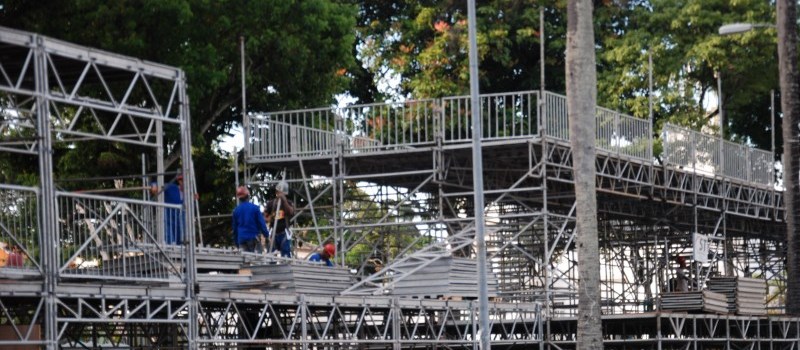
[660,292,704,312]
[736,277,767,315]
[249,263,354,295]
[659,291,728,314]
[390,257,499,298]
[701,290,730,314]
[706,277,737,313]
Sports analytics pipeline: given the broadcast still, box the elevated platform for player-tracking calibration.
[244,90,784,315]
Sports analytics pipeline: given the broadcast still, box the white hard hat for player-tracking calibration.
[276,181,289,193]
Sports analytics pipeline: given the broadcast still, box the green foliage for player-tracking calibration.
[596,0,777,148]
[0,0,358,242]
[355,0,566,99]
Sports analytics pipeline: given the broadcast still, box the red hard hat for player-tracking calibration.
[177,173,184,180]
[676,256,686,265]
[324,243,336,257]
[235,186,250,199]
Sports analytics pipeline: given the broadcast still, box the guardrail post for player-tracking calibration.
[470,300,478,350]
[300,294,308,350]
[536,303,544,345]
[691,131,697,174]
[719,137,724,179]
[290,125,298,157]
[746,148,752,183]
[537,92,543,137]
[392,297,401,350]
[615,111,621,157]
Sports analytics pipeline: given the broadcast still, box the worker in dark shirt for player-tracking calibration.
[264,181,295,257]
[232,186,269,253]
[308,243,336,267]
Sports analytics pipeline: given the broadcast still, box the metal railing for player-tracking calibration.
[250,90,775,189]
[248,91,540,161]
[441,91,539,142]
[341,98,439,149]
[0,184,40,272]
[544,92,652,162]
[662,124,774,187]
[543,91,570,141]
[56,191,183,281]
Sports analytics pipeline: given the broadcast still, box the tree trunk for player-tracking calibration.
[777,0,800,315]
[566,0,603,348]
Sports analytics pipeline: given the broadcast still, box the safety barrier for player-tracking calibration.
[544,92,652,162]
[340,98,439,149]
[250,90,774,188]
[0,184,39,272]
[441,91,539,142]
[249,91,540,160]
[56,191,184,281]
[662,124,774,187]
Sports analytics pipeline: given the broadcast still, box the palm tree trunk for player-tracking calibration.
[566,0,603,347]
[777,0,800,315]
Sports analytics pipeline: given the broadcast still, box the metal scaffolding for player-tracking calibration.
[245,88,782,315]
[0,26,197,349]
[0,25,797,350]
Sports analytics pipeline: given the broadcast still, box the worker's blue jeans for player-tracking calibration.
[272,231,291,257]
[165,208,185,245]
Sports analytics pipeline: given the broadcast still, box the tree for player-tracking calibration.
[0,0,358,243]
[566,0,603,348]
[354,0,566,99]
[777,0,800,314]
[595,0,777,147]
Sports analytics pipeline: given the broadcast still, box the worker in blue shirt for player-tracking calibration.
[308,243,335,267]
[232,186,269,253]
[150,173,185,245]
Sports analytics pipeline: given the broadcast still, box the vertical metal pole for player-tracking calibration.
[300,294,308,350]
[692,130,698,289]
[540,6,545,93]
[178,70,198,349]
[34,34,58,350]
[466,1,490,349]
[771,89,777,212]
[538,7,550,323]
[717,71,725,139]
[470,300,478,350]
[141,154,147,200]
[156,116,165,244]
[240,36,249,160]
[234,147,240,190]
[392,297,401,350]
[335,115,346,266]
[649,51,654,124]
[338,147,346,266]
[536,303,544,348]
[648,51,655,196]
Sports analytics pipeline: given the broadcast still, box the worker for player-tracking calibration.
[308,243,336,267]
[150,173,186,245]
[264,181,295,257]
[232,186,269,253]
[674,256,690,292]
